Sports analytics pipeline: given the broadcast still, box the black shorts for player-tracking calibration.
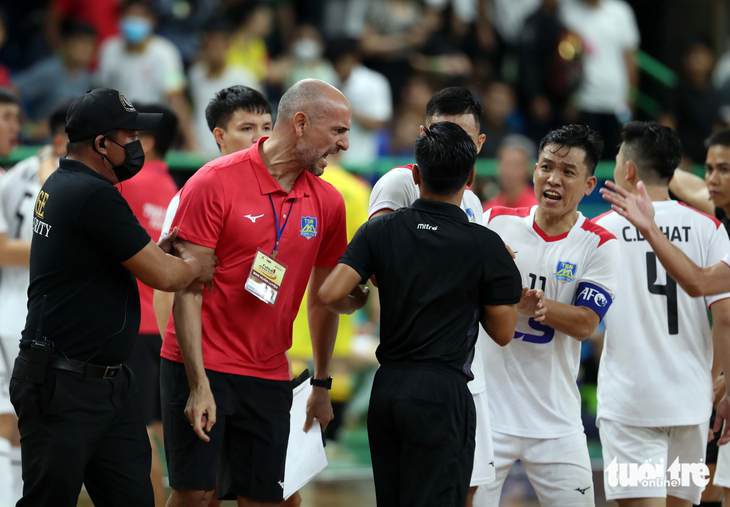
[367,364,476,507]
[125,334,162,426]
[160,358,292,502]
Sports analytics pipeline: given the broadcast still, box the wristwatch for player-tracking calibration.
[310,376,333,389]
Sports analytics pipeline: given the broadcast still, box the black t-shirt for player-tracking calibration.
[20,157,151,365]
[340,198,522,379]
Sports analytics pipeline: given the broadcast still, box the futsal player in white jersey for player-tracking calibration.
[476,125,619,507]
[594,122,730,507]
[368,87,495,506]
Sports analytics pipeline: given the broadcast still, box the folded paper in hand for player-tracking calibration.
[282,373,328,500]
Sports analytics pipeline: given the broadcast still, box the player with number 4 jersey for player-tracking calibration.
[595,122,730,506]
[476,126,618,507]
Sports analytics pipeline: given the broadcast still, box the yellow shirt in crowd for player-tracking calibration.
[289,165,371,360]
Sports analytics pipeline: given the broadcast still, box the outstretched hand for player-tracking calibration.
[516,287,548,322]
[599,180,656,234]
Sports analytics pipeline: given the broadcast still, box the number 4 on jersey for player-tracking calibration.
[646,252,678,335]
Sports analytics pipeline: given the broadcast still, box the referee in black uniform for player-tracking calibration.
[319,121,525,507]
[9,88,217,507]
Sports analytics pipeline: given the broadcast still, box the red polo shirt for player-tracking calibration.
[160,138,347,380]
[118,160,178,335]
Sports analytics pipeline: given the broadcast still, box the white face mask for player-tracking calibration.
[292,39,323,62]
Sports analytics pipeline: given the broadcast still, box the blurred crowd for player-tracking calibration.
[3,0,730,195]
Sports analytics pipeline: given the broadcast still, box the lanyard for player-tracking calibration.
[269,194,294,258]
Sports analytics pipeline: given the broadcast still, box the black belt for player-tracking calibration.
[18,349,123,379]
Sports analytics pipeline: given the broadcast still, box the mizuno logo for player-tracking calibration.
[244,214,264,223]
[575,486,591,495]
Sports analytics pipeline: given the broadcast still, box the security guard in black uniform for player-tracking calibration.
[9,88,217,507]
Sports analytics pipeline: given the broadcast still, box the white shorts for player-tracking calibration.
[474,430,594,507]
[599,418,709,504]
[713,434,730,488]
[471,390,495,487]
[0,334,18,415]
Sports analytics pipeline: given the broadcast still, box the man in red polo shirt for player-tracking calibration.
[118,103,180,507]
[161,79,368,507]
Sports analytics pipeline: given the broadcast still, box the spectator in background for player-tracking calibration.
[155,0,218,66]
[226,1,274,84]
[479,81,525,158]
[0,11,12,88]
[46,0,119,50]
[283,25,338,88]
[379,107,423,157]
[518,0,565,141]
[483,134,538,211]
[330,38,393,165]
[560,0,639,160]
[118,103,179,507]
[489,0,541,49]
[96,0,196,150]
[189,19,261,158]
[660,37,722,165]
[360,0,441,101]
[15,23,96,125]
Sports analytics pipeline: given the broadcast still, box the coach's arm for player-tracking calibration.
[170,240,218,443]
[306,266,369,432]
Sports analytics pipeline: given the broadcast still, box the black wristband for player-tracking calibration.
[310,376,332,389]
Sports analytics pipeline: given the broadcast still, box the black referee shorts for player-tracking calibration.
[367,364,476,507]
[160,358,292,502]
[10,357,153,507]
[125,334,162,426]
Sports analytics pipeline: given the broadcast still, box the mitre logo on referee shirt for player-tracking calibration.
[300,216,317,239]
[554,261,577,283]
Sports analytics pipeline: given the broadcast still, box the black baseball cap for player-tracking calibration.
[65,88,162,142]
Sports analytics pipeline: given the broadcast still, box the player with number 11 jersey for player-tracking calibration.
[477,126,618,507]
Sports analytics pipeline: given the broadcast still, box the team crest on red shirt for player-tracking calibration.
[300,216,317,239]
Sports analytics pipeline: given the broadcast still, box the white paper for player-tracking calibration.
[282,380,328,499]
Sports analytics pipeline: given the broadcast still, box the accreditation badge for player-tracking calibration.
[245,248,288,305]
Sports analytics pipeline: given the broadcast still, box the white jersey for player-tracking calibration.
[0,156,43,340]
[368,164,487,393]
[159,191,180,240]
[483,205,619,438]
[596,201,730,427]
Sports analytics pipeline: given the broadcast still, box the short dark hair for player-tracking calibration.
[135,104,179,157]
[425,87,482,129]
[202,16,233,35]
[50,100,73,135]
[205,85,272,132]
[0,87,19,107]
[705,129,730,150]
[414,121,477,196]
[62,21,97,40]
[326,37,359,64]
[538,124,604,176]
[121,0,155,15]
[620,122,681,184]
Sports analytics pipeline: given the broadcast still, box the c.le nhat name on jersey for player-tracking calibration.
[621,225,691,243]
